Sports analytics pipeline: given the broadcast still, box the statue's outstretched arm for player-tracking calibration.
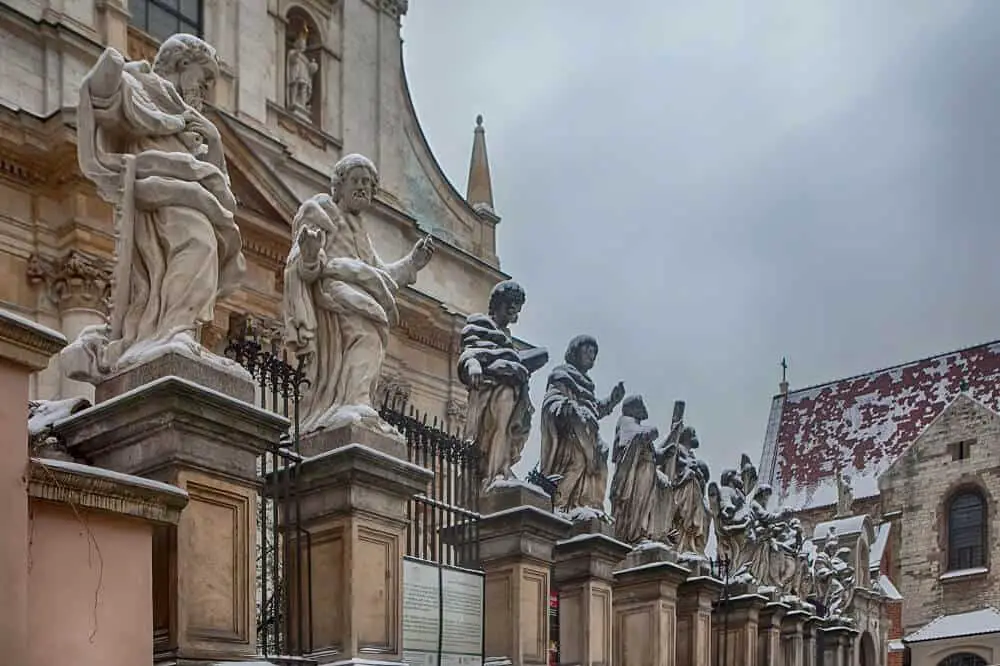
[86,47,126,102]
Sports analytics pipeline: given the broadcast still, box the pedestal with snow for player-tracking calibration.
[676,574,724,666]
[611,544,691,666]
[478,483,571,666]
[53,365,287,664]
[552,531,630,666]
[712,590,768,666]
[277,429,432,664]
[757,600,789,666]
[781,608,809,666]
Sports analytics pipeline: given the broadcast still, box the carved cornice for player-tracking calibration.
[397,309,455,354]
[229,312,285,348]
[0,309,66,371]
[379,0,409,20]
[268,100,342,151]
[446,397,466,424]
[28,457,189,525]
[377,371,412,407]
[126,25,158,63]
[27,250,113,312]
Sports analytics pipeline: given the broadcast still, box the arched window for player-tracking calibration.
[129,1,203,42]
[947,490,986,571]
[938,653,987,666]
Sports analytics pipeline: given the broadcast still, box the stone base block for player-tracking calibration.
[95,350,255,404]
[618,541,680,571]
[57,375,287,484]
[612,547,691,666]
[677,575,724,666]
[298,422,406,459]
[480,480,552,514]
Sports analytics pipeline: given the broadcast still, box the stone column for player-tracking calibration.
[552,529,630,666]
[0,309,66,666]
[612,545,692,666]
[780,609,808,666]
[55,353,286,664]
[479,484,571,666]
[283,428,433,664]
[676,572,724,666]
[758,600,789,666]
[802,615,820,666]
[712,591,767,666]
[821,625,856,666]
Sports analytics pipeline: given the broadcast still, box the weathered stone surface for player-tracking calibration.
[479,480,551,515]
[55,375,286,484]
[94,349,255,403]
[297,421,406,459]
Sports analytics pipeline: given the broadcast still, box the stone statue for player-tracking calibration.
[707,458,757,582]
[663,425,711,555]
[458,280,548,491]
[769,517,806,596]
[286,28,319,116]
[608,395,660,543]
[61,34,247,382]
[540,335,625,519]
[811,528,856,622]
[836,470,854,517]
[283,153,435,436]
[745,484,793,588]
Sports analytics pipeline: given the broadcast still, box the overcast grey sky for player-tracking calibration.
[401,2,1000,480]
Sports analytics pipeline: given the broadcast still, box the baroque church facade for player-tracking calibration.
[760,341,1000,666]
[0,0,506,429]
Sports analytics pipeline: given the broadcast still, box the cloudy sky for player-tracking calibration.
[401,2,1000,480]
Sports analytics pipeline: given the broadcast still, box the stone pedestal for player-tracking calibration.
[802,616,821,666]
[0,310,66,666]
[758,600,789,666]
[712,591,767,666]
[612,545,692,666]
[780,608,808,666]
[552,529,630,666]
[286,429,433,664]
[55,367,287,664]
[479,484,571,666]
[677,574,723,666]
[820,625,856,666]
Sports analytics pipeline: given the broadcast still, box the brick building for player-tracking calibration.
[759,339,1000,666]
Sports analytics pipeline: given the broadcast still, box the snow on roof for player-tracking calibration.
[813,515,868,541]
[870,523,891,571]
[876,574,902,601]
[905,607,1000,643]
[759,339,1000,510]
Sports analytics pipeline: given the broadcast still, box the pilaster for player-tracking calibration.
[677,573,724,666]
[712,590,768,666]
[758,601,789,666]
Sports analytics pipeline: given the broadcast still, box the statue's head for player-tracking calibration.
[679,425,699,449]
[295,26,309,50]
[621,394,647,420]
[754,483,772,504]
[331,154,378,214]
[153,34,220,111]
[721,468,741,491]
[488,280,525,329]
[564,334,598,372]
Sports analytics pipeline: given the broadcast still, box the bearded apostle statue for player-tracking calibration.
[608,395,660,543]
[540,335,625,519]
[662,425,711,555]
[458,280,549,491]
[283,154,435,436]
[61,34,247,383]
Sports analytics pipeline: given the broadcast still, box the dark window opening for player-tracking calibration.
[952,439,975,461]
[947,491,986,571]
[938,653,987,666]
[129,0,203,42]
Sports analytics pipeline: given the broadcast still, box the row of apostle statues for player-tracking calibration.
[59,33,858,625]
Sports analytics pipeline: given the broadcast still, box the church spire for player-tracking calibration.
[466,114,495,213]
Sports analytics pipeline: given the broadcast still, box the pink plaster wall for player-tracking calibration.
[27,501,154,666]
[0,361,30,665]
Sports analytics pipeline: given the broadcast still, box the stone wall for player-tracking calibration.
[879,394,1000,633]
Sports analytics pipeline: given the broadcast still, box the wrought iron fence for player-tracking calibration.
[225,335,311,658]
[379,397,482,568]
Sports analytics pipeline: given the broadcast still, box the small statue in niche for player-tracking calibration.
[608,395,660,544]
[286,26,319,116]
[540,335,625,520]
[836,469,854,517]
[458,280,549,491]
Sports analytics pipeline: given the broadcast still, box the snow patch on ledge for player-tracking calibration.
[0,308,67,344]
[939,566,988,581]
[32,457,188,498]
[29,397,91,436]
[485,476,548,497]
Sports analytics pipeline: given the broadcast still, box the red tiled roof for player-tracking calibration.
[759,339,1000,510]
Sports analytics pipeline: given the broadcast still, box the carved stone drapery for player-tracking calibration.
[27,250,113,313]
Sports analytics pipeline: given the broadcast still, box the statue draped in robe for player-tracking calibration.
[540,335,625,518]
[283,154,434,436]
[666,426,711,555]
[61,34,247,382]
[458,280,548,490]
[286,29,318,115]
[608,395,660,543]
